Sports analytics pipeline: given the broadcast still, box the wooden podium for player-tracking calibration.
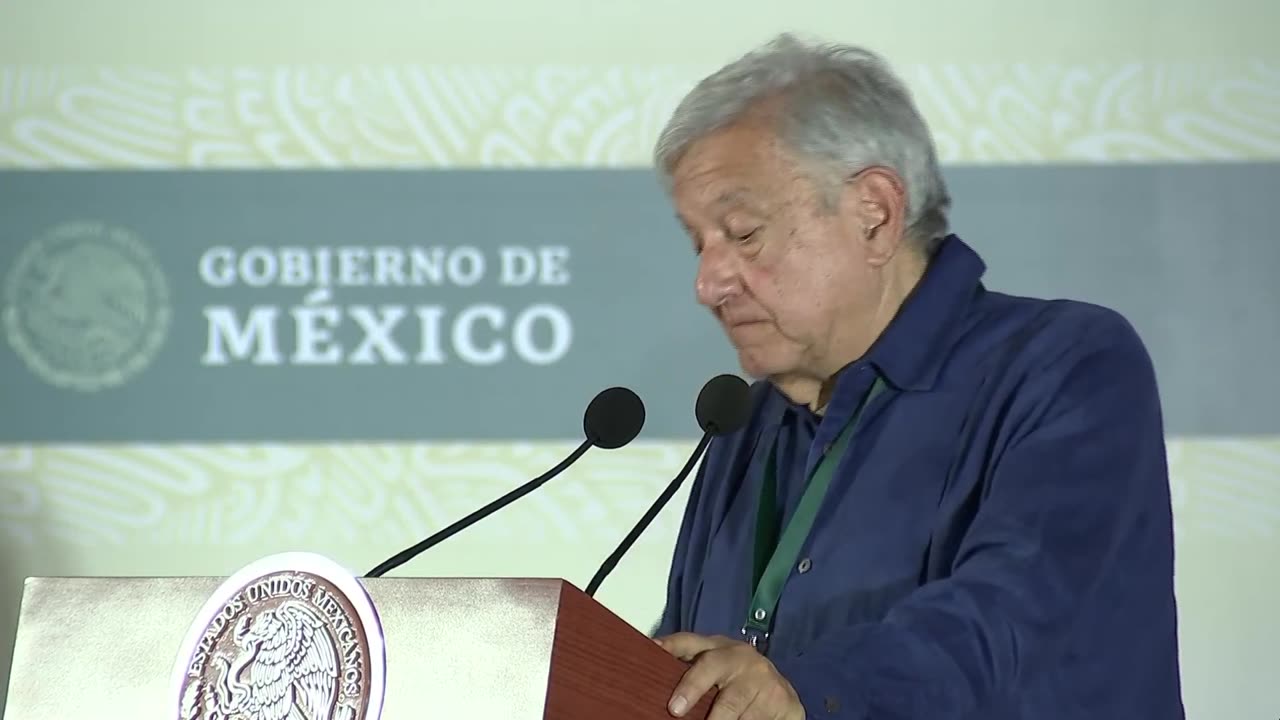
[2,553,713,719]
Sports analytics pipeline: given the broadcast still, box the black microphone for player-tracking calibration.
[366,386,646,578]
[584,374,751,597]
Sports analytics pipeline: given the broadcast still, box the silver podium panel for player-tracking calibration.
[3,575,563,720]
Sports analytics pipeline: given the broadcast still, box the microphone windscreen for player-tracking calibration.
[584,386,646,449]
[695,374,751,435]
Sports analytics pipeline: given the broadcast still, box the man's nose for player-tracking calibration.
[695,246,741,308]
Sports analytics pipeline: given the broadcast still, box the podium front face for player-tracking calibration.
[4,576,565,719]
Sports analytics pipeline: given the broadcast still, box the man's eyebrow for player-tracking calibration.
[715,189,753,207]
[673,189,766,230]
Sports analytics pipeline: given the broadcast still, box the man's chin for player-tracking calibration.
[735,348,787,381]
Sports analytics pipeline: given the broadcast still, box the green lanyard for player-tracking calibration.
[741,376,887,652]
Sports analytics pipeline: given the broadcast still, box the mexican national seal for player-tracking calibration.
[2,220,170,391]
[172,553,386,720]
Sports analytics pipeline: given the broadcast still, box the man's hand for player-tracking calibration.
[655,633,806,720]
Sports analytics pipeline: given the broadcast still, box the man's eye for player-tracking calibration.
[735,228,760,243]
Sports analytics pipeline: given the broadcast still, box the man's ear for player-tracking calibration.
[841,167,908,266]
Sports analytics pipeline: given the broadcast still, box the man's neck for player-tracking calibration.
[772,373,840,415]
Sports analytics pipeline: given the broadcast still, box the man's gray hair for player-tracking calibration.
[653,33,951,253]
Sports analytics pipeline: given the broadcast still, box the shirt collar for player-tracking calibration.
[862,234,986,392]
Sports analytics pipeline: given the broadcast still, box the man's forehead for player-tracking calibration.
[671,153,770,203]
[672,130,794,199]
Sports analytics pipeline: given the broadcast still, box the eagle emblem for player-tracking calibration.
[172,553,386,720]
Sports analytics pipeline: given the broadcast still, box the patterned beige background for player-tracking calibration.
[2,62,1280,167]
[2,2,1278,718]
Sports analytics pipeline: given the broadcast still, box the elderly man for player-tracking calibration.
[650,34,1184,720]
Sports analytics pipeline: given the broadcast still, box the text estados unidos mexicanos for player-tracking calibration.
[198,245,574,367]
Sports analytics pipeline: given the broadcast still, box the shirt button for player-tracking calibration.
[753,608,767,621]
[797,558,812,574]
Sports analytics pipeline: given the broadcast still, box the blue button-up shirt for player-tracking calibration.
[655,236,1184,719]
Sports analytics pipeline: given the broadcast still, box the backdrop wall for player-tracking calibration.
[2,2,1278,718]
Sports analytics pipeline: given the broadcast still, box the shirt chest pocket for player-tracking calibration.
[778,446,954,647]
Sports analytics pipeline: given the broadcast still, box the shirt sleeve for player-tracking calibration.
[770,311,1172,719]
[652,446,713,638]
[655,380,773,637]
